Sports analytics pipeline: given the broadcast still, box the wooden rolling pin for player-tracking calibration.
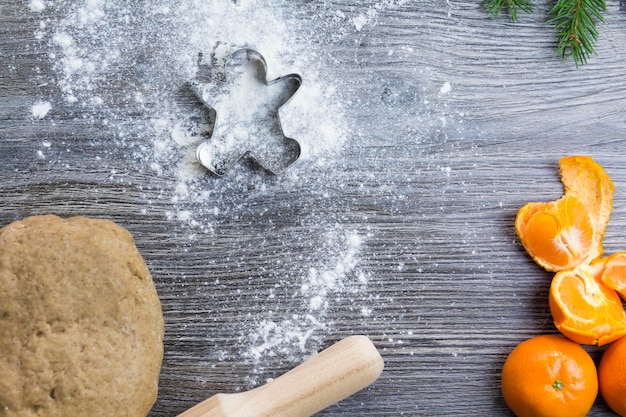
[177,335,384,417]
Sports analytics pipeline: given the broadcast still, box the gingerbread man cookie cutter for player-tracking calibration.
[192,49,302,176]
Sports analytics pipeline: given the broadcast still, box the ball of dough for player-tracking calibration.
[0,215,164,417]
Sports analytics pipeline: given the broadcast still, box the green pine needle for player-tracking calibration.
[483,0,534,21]
[548,0,606,66]
[483,0,607,66]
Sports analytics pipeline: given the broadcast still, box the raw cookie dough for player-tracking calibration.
[0,215,164,417]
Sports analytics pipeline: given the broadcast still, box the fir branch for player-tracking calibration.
[548,0,606,66]
[483,0,534,22]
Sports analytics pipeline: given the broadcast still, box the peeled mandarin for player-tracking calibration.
[598,252,626,300]
[516,195,597,272]
[549,262,626,346]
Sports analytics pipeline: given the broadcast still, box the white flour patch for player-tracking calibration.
[440,82,452,95]
[28,0,46,13]
[31,101,51,118]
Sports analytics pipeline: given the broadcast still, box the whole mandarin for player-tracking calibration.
[501,335,598,417]
[599,336,626,416]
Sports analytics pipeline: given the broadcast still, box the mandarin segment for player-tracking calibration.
[549,263,626,346]
[516,195,597,272]
[501,335,598,417]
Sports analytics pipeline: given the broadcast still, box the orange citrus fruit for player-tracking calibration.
[598,252,626,300]
[598,335,626,416]
[559,156,614,249]
[515,156,614,272]
[501,335,598,417]
[516,194,596,271]
[549,261,626,346]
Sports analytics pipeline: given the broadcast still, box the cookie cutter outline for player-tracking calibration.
[193,48,302,176]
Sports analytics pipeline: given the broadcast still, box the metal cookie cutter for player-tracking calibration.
[193,49,302,176]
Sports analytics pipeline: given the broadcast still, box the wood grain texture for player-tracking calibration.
[2,1,626,416]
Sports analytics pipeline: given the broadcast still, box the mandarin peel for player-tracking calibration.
[559,155,614,239]
[516,195,597,272]
[516,156,614,273]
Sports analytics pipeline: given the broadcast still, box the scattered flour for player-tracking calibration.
[27,0,407,379]
[439,81,452,95]
[28,0,46,13]
[39,0,355,194]
[240,228,369,385]
[31,101,51,118]
[350,0,409,31]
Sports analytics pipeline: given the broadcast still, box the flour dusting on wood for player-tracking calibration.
[26,0,403,380]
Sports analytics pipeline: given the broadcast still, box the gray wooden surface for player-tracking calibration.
[2,1,626,416]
